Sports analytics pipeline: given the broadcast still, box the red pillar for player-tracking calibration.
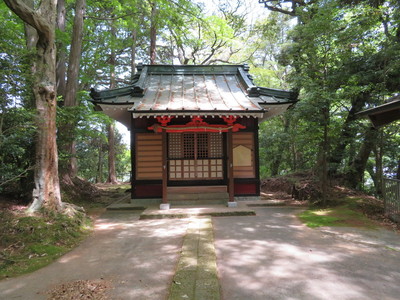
[227,128,234,202]
[162,129,168,204]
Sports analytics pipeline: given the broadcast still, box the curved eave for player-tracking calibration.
[258,87,298,100]
[258,103,294,123]
[90,94,137,106]
[96,104,133,128]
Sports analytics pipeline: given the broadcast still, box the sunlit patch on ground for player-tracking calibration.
[298,206,377,228]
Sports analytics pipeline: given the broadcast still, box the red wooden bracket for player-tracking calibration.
[222,116,237,126]
[156,116,173,126]
[148,116,245,133]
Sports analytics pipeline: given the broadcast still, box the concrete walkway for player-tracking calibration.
[214,206,400,300]
[0,211,189,300]
[1,205,400,300]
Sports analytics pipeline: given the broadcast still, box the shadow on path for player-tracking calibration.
[0,211,188,300]
[214,207,400,300]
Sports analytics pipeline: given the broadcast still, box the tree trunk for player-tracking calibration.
[59,0,86,184]
[149,2,157,64]
[106,123,118,184]
[64,0,85,109]
[329,92,370,175]
[106,22,118,184]
[131,28,137,79]
[22,0,38,109]
[96,140,104,184]
[270,116,289,176]
[23,0,38,50]
[366,163,377,192]
[396,160,400,180]
[56,0,66,98]
[4,0,63,212]
[345,127,378,189]
[314,106,330,206]
[291,136,298,172]
[321,106,329,206]
[374,133,383,197]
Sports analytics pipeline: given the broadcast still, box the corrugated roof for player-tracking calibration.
[130,73,263,118]
[90,64,298,123]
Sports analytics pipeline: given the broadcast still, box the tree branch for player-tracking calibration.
[258,0,317,16]
[0,167,34,187]
[261,4,296,16]
[84,12,137,21]
[3,0,52,42]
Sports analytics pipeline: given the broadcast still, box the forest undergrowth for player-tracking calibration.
[0,182,129,280]
[261,173,400,231]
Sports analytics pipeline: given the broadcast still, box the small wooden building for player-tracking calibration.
[357,95,400,128]
[90,64,297,208]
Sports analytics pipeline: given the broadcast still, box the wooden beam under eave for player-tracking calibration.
[369,109,400,128]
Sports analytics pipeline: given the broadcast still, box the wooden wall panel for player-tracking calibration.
[233,132,255,178]
[234,183,257,195]
[135,184,162,198]
[136,133,162,179]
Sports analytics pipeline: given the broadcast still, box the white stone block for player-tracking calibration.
[160,203,170,210]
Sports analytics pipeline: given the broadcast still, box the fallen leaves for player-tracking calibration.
[47,279,112,300]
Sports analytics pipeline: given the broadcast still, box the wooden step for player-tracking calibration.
[168,192,229,201]
[167,185,227,194]
[167,186,229,205]
[169,198,227,205]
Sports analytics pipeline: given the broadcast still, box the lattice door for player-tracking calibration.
[168,133,223,180]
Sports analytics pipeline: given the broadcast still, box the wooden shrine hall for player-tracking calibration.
[90,64,297,209]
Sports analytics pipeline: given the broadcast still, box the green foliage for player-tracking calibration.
[259,0,400,195]
[56,96,130,183]
[1,0,399,200]
[0,108,36,197]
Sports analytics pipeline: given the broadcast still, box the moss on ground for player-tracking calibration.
[0,209,92,280]
[0,183,130,280]
[168,217,220,300]
[298,201,378,229]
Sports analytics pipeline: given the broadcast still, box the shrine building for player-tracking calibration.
[90,64,297,209]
